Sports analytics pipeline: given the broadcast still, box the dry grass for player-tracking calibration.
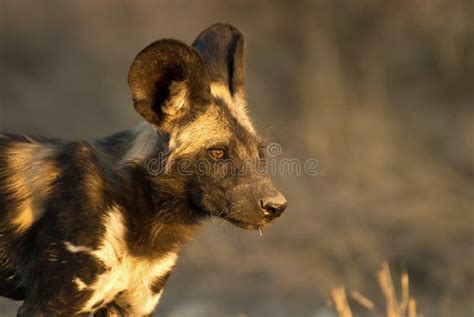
[331,262,419,317]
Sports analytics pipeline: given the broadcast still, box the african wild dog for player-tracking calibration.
[0,23,287,316]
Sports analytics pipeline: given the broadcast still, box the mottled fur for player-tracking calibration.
[0,23,287,316]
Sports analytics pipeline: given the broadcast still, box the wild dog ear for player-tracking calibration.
[128,39,211,128]
[192,23,245,96]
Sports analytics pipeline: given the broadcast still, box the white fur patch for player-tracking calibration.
[74,277,87,291]
[66,206,178,315]
[64,241,93,253]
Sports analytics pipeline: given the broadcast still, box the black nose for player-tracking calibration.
[261,199,287,218]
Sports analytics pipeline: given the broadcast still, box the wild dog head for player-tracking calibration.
[128,23,287,230]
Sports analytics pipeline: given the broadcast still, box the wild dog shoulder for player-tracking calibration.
[0,134,59,234]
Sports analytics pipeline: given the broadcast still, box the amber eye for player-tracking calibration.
[208,149,225,160]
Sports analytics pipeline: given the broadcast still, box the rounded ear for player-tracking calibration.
[128,39,211,128]
[192,23,245,96]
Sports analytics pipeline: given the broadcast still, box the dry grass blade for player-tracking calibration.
[408,299,417,317]
[399,272,409,313]
[377,262,400,317]
[331,287,353,317]
[351,291,375,310]
[330,263,420,317]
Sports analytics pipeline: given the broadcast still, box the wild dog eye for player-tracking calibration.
[208,148,226,160]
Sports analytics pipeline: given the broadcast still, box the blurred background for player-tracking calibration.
[0,1,473,316]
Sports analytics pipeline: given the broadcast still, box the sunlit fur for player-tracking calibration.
[0,139,58,233]
[0,23,286,316]
[210,82,256,134]
[123,83,258,168]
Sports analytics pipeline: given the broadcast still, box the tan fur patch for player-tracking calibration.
[84,171,104,206]
[74,277,87,291]
[5,142,59,233]
[210,82,256,134]
[210,82,234,108]
[71,142,106,206]
[164,81,188,115]
[167,105,232,163]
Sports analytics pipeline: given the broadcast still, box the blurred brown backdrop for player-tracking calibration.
[0,1,473,316]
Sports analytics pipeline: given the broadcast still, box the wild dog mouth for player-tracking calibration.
[225,217,267,230]
[199,206,273,230]
[209,210,272,230]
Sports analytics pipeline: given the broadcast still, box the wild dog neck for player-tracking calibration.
[120,166,202,259]
[97,123,203,259]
